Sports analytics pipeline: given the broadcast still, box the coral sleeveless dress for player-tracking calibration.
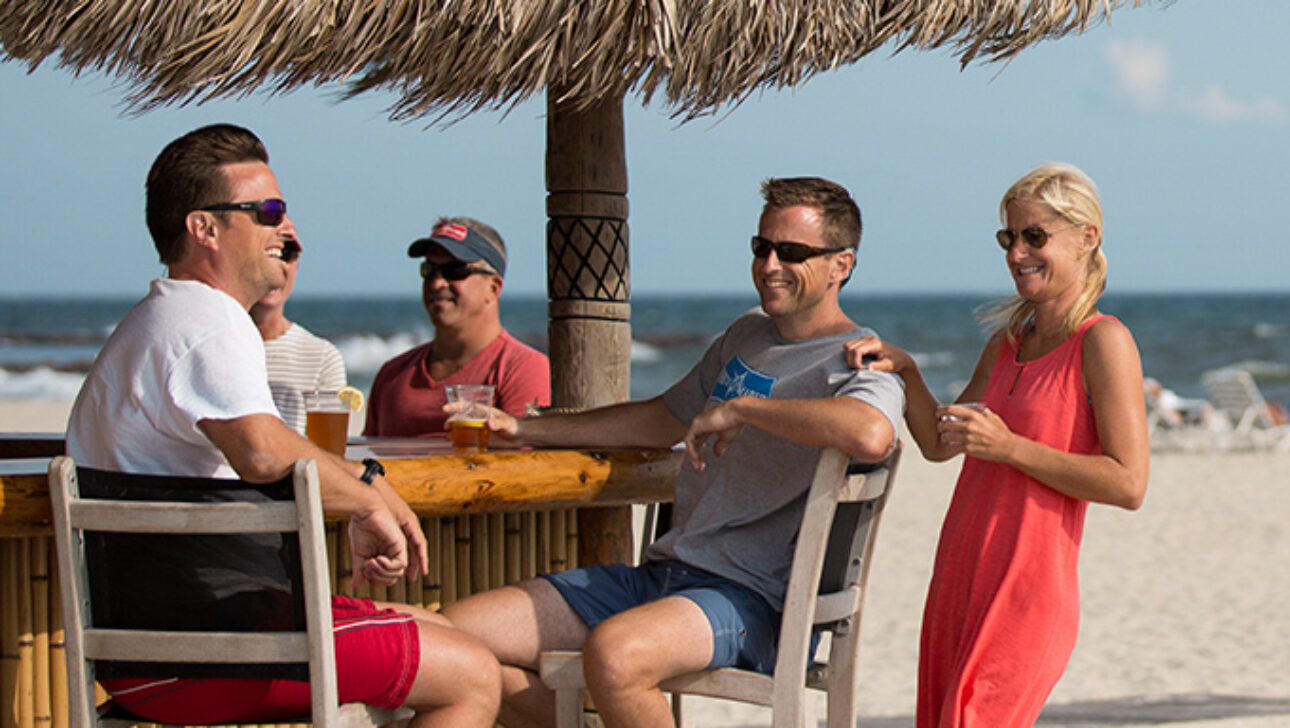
[917,315,1112,728]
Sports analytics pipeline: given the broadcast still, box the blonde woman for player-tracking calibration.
[845,163,1149,727]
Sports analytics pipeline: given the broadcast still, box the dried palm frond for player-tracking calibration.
[0,0,1154,122]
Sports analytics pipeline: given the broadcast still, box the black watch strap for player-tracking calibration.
[359,458,385,484]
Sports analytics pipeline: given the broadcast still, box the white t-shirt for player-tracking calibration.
[67,278,280,478]
[264,322,347,435]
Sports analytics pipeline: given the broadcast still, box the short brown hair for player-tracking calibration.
[146,124,268,264]
[760,177,862,250]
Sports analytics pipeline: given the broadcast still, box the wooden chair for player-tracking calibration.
[48,456,414,727]
[541,443,902,728]
[1202,368,1290,451]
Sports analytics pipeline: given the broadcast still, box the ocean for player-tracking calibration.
[2,293,1288,410]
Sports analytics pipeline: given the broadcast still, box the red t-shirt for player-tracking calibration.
[363,330,550,437]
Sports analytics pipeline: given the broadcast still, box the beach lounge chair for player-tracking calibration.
[48,456,414,727]
[1202,368,1290,452]
[541,443,901,728]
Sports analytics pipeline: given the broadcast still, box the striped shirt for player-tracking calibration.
[264,323,347,434]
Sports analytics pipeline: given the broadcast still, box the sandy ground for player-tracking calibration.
[4,398,1289,727]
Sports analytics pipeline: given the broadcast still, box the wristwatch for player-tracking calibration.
[359,458,385,485]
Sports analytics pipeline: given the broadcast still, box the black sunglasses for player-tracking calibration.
[995,222,1077,251]
[200,198,287,227]
[420,260,495,281]
[750,236,849,263]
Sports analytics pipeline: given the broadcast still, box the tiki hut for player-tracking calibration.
[1,0,1148,564]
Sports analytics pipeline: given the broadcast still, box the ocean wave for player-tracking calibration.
[1226,360,1290,379]
[334,332,426,376]
[631,340,663,364]
[332,330,684,374]
[910,351,956,369]
[1254,322,1288,339]
[0,366,86,399]
[1205,361,1290,382]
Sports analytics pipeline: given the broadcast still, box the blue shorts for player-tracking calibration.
[541,559,782,674]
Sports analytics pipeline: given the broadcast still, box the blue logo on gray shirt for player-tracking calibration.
[711,355,777,401]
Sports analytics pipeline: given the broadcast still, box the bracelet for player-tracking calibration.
[359,458,385,485]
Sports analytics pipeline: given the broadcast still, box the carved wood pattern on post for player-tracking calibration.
[546,215,629,302]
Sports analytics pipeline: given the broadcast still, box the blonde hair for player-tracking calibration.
[979,162,1107,342]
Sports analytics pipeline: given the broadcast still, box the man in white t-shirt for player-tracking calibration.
[66,123,499,727]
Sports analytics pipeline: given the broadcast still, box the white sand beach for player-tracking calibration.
[4,399,1289,727]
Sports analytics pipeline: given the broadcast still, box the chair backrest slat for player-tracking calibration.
[68,500,299,534]
[82,629,308,663]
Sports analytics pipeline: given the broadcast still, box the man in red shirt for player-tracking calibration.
[365,217,550,436]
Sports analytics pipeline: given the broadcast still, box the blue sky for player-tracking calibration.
[1,0,1286,298]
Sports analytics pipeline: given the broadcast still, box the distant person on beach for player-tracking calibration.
[439,177,906,727]
[845,162,1149,727]
[1143,376,1216,430]
[65,123,500,726]
[363,217,549,437]
[249,239,348,434]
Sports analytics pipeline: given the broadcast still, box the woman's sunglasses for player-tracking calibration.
[750,236,848,263]
[420,261,496,281]
[200,198,287,227]
[995,222,1077,251]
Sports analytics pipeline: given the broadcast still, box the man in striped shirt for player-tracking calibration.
[250,239,348,433]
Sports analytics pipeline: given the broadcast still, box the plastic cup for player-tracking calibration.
[942,401,986,422]
[446,384,495,452]
[304,390,349,456]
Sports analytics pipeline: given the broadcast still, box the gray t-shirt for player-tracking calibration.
[649,309,905,610]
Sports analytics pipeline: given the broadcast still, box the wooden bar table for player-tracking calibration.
[0,439,680,728]
[1,439,681,536]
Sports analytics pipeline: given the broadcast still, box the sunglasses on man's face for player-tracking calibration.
[750,236,849,263]
[420,260,495,282]
[200,198,287,227]
[995,222,1078,251]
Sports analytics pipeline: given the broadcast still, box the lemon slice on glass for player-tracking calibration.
[337,386,365,412]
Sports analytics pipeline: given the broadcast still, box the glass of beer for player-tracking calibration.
[304,390,349,456]
[445,384,495,453]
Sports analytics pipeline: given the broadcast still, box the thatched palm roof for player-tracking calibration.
[2,0,1147,121]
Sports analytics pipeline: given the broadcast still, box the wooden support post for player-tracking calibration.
[545,88,634,567]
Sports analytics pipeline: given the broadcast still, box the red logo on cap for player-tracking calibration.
[433,223,469,241]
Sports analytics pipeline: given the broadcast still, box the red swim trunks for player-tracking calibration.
[101,595,419,724]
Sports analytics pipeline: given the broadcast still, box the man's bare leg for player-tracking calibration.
[378,602,502,727]
[582,596,714,728]
[441,579,589,728]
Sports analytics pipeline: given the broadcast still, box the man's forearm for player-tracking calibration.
[724,396,894,462]
[517,396,687,449]
[200,414,389,516]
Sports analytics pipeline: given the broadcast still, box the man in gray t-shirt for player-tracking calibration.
[443,177,905,728]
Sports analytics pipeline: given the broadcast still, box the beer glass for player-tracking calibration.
[304,390,349,456]
[445,384,495,452]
